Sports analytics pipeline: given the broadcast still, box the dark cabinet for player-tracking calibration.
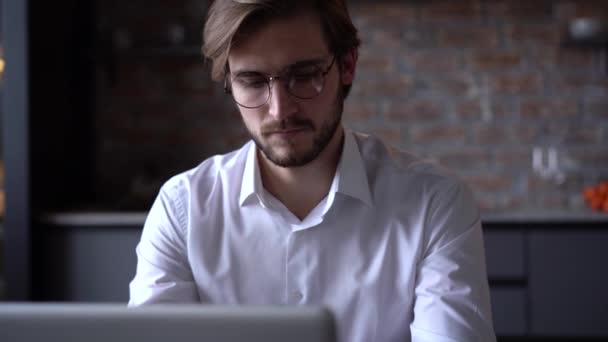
[484,230,528,336]
[528,231,608,336]
[484,221,608,339]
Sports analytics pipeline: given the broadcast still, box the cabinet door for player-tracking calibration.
[484,230,526,279]
[40,226,142,302]
[489,288,527,336]
[484,230,528,336]
[529,231,608,336]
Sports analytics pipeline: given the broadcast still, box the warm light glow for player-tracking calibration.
[0,59,4,74]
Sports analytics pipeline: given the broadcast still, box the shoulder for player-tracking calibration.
[353,131,461,193]
[158,141,252,204]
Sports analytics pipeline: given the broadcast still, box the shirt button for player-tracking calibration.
[292,291,303,301]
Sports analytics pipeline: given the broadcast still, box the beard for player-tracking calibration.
[247,94,344,168]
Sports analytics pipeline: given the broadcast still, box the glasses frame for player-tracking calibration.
[224,56,336,109]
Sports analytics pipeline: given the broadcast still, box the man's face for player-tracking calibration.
[227,12,348,168]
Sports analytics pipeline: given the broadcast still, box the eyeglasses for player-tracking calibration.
[224,56,336,109]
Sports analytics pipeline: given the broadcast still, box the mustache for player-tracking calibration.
[261,118,314,134]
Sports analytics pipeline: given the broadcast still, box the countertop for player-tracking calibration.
[38,209,608,227]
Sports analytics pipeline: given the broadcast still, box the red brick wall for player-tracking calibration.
[95,0,608,212]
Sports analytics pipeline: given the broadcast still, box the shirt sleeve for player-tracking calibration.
[128,180,200,306]
[410,179,496,342]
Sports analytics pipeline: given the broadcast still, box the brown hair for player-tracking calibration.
[202,0,360,96]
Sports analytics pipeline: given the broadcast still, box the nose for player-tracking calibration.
[267,79,298,119]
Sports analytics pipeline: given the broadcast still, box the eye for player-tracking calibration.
[290,68,321,82]
[235,76,267,88]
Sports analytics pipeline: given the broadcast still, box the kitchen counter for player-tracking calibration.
[39,209,608,227]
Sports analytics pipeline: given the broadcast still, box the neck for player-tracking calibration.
[258,126,345,220]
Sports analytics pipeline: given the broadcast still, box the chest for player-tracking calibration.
[188,208,420,303]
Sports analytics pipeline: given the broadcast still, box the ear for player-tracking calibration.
[340,48,358,86]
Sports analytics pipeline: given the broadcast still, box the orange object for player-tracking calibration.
[598,184,608,197]
[591,198,603,211]
[584,187,597,202]
[582,181,608,212]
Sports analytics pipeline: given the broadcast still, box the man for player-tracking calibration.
[129,1,496,341]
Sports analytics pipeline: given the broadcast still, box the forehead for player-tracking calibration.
[228,11,330,74]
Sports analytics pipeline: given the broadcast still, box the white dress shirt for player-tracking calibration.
[129,129,496,342]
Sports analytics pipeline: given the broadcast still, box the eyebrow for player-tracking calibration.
[232,57,327,78]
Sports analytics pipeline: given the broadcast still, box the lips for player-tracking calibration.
[270,127,308,134]
[262,119,314,137]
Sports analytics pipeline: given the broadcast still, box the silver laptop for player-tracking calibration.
[0,303,336,342]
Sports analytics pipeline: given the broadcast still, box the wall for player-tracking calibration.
[94,0,608,212]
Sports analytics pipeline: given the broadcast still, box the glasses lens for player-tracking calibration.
[230,77,270,108]
[227,58,332,107]
[287,70,325,99]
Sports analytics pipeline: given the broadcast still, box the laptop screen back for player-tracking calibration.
[0,304,336,342]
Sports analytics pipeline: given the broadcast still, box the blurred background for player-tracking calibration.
[1,0,607,340]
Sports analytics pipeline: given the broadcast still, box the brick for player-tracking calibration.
[490,100,514,120]
[357,53,395,74]
[476,195,526,212]
[472,51,521,70]
[372,128,403,146]
[494,149,531,170]
[405,50,461,72]
[547,74,591,94]
[455,100,483,120]
[454,98,513,122]
[570,148,608,168]
[91,0,608,214]
[401,27,438,49]
[585,99,608,119]
[490,73,543,94]
[534,193,570,209]
[430,75,475,96]
[472,124,510,145]
[523,46,557,69]
[588,79,608,98]
[526,175,579,210]
[511,124,542,144]
[435,149,492,169]
[561,126,603,145]
[438,27,499,48]
[386,101,444,122]
[506,24,561,46]
[351,77,412,98]
[369,29,403,49]
[556,50,595,69]
[350,3,417,22]
[485,0,554,19]
[422,0,482,20]
[520,99,578,118]
[553,2,578,21]
[410,125,466,145]
[461,174,513,193]
[569,1,608,18]
[526,48,596,74]
[344,101,380,121]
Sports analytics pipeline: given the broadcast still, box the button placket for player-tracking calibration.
[285,230,307,304]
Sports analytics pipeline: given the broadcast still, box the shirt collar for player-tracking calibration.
[239,141,262,207]
[238,129,373,207]
[335,129,373,206]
